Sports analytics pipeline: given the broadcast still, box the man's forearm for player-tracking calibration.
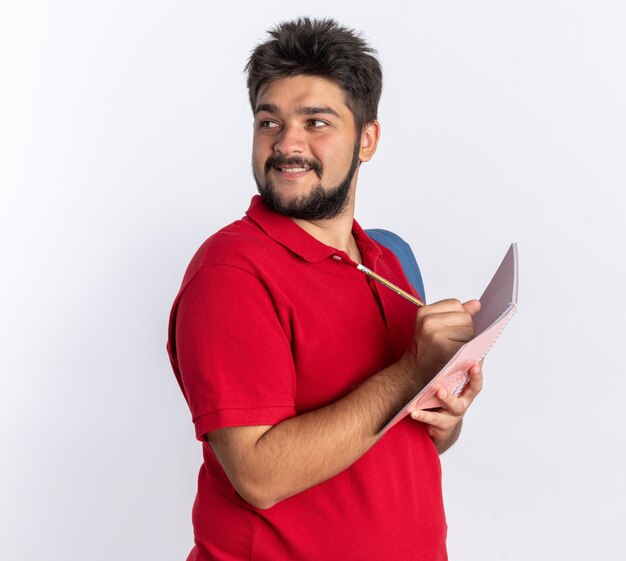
[207,356,421,509]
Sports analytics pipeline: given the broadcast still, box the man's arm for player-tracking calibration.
[206,299,480,510]
[207,357,417,509]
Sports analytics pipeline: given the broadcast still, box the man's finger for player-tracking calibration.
[461,363,483,400]
[410,408,452,429]
[446,364,483,407]
[462,299,481,317]
[436,389,467,416]
[418,298,466,317]
[425,363,484,417]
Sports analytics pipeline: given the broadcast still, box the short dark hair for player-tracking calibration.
[245,17,383,132]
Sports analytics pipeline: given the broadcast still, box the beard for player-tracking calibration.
[254,140,361,221]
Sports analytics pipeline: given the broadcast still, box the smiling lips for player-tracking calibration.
[271,163,318,180]
[265,155,322,178]
[276,165,310,174]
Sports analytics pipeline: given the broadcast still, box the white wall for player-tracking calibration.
[2,1,624,559]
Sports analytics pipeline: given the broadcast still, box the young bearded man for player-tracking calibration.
[168,17,483,561]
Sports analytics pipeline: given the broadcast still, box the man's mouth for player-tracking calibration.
[265,156,322,178]
[275,165,310,174]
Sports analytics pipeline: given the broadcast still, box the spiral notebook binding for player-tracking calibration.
[478,304,517,363]
[450,305,518,398]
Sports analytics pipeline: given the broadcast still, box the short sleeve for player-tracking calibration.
[174,264,297,439]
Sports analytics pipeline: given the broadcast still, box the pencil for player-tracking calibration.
[356,264,426,308]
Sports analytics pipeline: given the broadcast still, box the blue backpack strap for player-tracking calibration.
[365,228,426,304]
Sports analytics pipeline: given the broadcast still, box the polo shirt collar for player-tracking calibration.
[245,195,382,265]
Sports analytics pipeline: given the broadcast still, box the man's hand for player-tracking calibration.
[400,298,481,391]
[396,298,482,453]
[410,362,483,453]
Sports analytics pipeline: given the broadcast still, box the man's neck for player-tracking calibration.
[291,202,361,263]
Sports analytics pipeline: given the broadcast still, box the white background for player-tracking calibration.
[2,1,625,559]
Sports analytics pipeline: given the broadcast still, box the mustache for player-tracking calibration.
[264,155,323,178]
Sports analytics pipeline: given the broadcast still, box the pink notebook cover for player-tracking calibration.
[378,243,519,436]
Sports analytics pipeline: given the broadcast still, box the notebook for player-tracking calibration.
[379,243,519,436]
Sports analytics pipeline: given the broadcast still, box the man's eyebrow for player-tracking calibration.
[296,106,341,118]
[254,103,280,115]
[254,103,341,118]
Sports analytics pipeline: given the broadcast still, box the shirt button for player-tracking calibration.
[332,255,342,261]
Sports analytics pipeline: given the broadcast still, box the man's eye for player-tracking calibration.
[308,119,327,128]
[260,120,280,128]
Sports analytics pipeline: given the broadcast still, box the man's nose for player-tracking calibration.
[273,124,306,155]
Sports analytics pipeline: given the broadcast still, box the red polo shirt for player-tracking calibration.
[168,196,447,561]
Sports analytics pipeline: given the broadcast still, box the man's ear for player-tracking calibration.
[359,120,381,163]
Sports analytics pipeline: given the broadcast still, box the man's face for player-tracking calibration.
[252,75,362,221]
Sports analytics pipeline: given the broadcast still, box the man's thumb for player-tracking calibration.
[462,299,481,317]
